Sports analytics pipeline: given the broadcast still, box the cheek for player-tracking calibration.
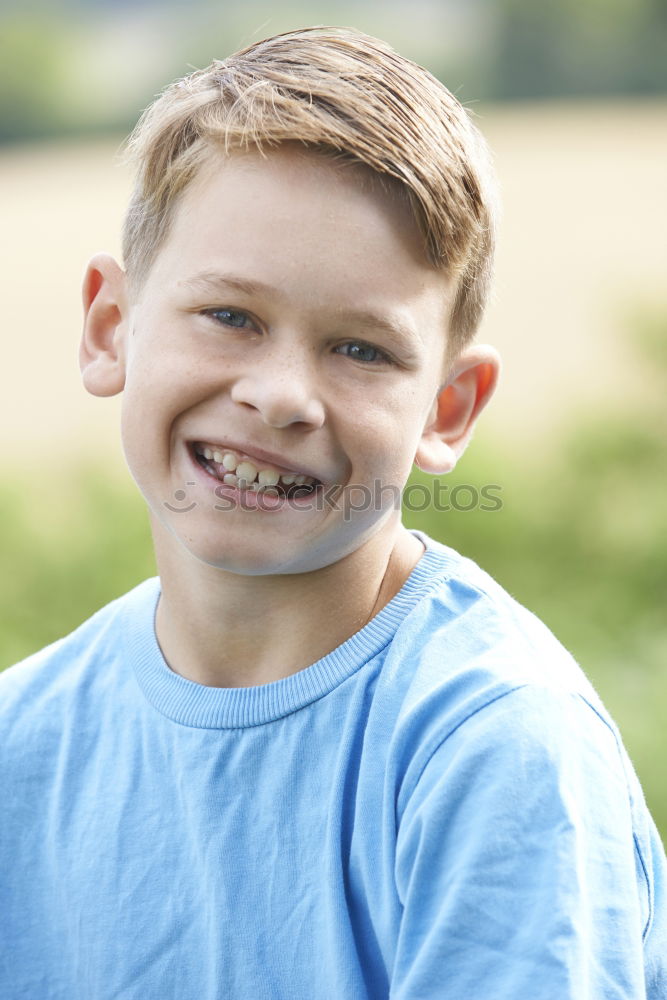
[348,400,426,483]
[119,363,181,485]
[119,393,161,492]
[122,334,205,426]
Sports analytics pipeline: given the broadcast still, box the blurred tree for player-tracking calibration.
[0,15,71,142]
[489,0,667,98]
[1,0,666,143]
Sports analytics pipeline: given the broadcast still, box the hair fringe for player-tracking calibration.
[121,26,498,352]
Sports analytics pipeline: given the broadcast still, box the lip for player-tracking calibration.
[186,446,326,511]
[189,439,327,483]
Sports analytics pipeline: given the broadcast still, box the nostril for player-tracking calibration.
[230,375,325,429]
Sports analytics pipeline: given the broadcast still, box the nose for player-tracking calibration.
[230,352,326,430]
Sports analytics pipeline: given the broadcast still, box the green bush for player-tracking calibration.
[0,465,154,666]
[0,16,71,143]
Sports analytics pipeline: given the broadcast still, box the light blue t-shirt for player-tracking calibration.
[1,533,665,998]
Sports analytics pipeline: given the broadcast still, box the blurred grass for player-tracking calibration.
[1,308,665,842]
[0,467,155,667]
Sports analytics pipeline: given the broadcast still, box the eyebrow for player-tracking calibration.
[180,272,274,299]
[180,271,422,351]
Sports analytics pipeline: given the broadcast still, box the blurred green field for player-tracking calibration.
[1,110,665,846]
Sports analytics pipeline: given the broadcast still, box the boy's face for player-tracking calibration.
[83,146,495,576]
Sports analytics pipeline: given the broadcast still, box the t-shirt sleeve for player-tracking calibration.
[391,684,655,999]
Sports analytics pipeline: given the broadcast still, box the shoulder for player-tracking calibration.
[405,532,588,682]
[379,535,658,870]
[0,578,160,740]
[380,534,610,763]
[388,672,666,995]
[383,539,667,951]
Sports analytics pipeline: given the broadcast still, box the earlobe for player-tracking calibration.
[79,253,129,398]
[414,345,501,474]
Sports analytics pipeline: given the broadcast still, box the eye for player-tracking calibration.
[335,341,391,365]
[204,308,255,330]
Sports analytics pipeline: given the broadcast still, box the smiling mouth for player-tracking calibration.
[192,443,322,498]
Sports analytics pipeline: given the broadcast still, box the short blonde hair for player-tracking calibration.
[122,26,498,352]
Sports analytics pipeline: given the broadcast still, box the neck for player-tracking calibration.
[153,522,424,688]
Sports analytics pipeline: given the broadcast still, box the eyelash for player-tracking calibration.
[201,308,394,366]
[204,308,256,330]
[333,342,392,366]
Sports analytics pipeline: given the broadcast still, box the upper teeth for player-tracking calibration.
[195,444,315,489]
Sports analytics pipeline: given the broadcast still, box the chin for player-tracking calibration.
[165,527,306,577]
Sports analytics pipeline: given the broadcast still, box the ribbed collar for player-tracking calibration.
[123,533,460,730]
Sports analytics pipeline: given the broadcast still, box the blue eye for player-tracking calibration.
[337,342,388,364]
[207,308,253,329]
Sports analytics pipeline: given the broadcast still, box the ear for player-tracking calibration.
[414,344,500,474]
[79,253,129,397]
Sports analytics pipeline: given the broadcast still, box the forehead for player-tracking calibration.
[148,146,454,355]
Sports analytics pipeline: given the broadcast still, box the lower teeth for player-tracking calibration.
[198,454,316,496]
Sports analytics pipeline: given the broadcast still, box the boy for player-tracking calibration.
[1,26,665,999]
